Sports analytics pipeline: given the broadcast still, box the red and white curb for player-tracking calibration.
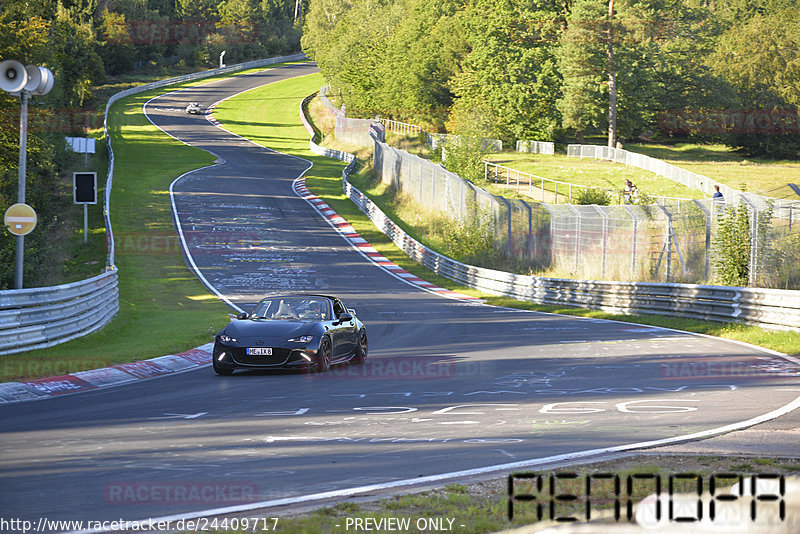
[0,344,213,404]
[205,103,222,126]
[292,178,480,302]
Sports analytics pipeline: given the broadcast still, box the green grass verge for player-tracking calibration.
[213,74,800,358]
[0,63,308,382]
[484,151,706,201]
[495,141,800,200]
[627,141,800,196]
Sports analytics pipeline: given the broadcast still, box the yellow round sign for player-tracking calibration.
[4,203,37,236]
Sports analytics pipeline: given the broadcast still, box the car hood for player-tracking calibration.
[222,319,311,340]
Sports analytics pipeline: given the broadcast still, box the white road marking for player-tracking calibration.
[148,412,207,420]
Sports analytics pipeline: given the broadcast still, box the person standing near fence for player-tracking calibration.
[713,184,724,202]
[624,180,637,203]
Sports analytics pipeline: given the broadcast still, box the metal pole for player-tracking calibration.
[14,91,29,289]
[623,205,638,280]
[594,206,609,279]
[520,199,533,260]
[693,200,711,280]
[84,134,89,244]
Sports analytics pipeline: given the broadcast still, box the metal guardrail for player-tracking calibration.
[0,54,305,356]
[379,118,422,137]
[0,271,119,355]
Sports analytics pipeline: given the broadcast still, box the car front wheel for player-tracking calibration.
[316,337,332,373]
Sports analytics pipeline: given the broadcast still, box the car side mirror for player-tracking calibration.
[236,312,248,320]
[338,312,353,323]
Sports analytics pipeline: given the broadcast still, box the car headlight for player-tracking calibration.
[288,335,314,343]
[219,334,237,344]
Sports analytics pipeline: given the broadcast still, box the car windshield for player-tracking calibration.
[249,297,330,321]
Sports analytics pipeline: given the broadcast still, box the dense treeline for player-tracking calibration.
[302,0,800,158]
[0,0,301,289]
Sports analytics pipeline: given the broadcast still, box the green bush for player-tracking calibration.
[574,188,611,205]
[437,215,495,262]
[713,203,751,286]
[442,138,487,184]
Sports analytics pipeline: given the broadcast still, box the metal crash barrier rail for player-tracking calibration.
[0,271,119,354]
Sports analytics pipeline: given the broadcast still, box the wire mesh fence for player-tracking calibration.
[374,138,800,287]
[516,140,555,155]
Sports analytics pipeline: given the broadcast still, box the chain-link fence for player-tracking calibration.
[516,140,555,155]
[375,138,800,287]
[318,85,376,146]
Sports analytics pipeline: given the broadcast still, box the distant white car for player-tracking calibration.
[185,102,202,114]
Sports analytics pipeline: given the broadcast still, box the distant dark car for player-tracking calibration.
[185,102,202,114]
[213,295,367,375]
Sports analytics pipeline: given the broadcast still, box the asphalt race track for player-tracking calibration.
[1,62,799,530]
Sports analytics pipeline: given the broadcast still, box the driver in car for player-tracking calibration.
[300,300,327,320]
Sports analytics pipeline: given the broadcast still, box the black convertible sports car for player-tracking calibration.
[212,294,367,375]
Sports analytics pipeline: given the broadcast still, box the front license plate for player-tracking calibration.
[246,347,273,356]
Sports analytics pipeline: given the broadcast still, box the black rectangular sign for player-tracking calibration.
[73,172,97,204]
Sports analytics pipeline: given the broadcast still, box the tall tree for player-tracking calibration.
[557,0,608,142]
[449,0,562,144]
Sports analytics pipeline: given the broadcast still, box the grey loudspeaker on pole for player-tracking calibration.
[0,60,55,289]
